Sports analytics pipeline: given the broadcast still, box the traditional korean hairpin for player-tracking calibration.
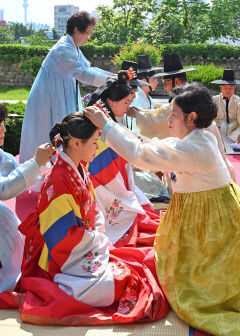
[54,133,64,148]
[94,99,111,116]
[126,67,136,81]
[117,70,132,83]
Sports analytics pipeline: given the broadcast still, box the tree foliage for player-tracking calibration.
[93,0,240,45]
[91,0,158,44]
[9,23,33,41]
[0,27,15,44]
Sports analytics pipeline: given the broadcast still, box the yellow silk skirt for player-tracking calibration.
[154,183,240,336]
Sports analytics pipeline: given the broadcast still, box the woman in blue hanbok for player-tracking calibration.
[20,11,112,163]
[0,104,54,292]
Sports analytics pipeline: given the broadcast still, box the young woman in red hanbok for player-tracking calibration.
[0,112,168,326]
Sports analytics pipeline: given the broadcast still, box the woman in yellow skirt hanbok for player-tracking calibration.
[85,84,240,336]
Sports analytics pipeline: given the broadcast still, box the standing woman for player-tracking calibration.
[20,11,111,163]
[85,85,240,336]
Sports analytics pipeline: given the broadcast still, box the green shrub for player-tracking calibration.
[0,44,49,63]
[3,102,26,155]
[113,43,162,67]
[20,56,44,77]
[159,43,240,62]
[82,42,120,57]
[186,64,224,88]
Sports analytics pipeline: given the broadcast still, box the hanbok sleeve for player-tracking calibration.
[0,153,40,200]
[135,104,171,139]
[53,44,109,87]
[206,121,235,181]
[101,121,197,173]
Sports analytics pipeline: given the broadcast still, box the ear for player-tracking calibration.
[187,111,197,125]
[73,27,79,34]
[175,78,180,86]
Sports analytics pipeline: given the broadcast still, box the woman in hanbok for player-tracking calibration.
[85,85,240,336]
[87,71,160,248]
[0,103,55,293]
[0,112,168,325]
[20,11,112,163]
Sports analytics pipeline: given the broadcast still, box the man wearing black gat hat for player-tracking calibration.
[132,54,163,110]
[211,69,240,144]
[129,53,197,140]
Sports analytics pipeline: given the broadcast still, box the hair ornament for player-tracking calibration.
[54,133,64,148]
[117,70,130,84]
[94,99,111,115]
[126,67,136,81]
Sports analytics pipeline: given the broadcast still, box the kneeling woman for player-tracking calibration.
[87,72,160,248]
[0,113,168,325]
[85,86,240,336]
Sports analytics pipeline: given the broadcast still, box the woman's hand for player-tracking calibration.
[33,143,55,167]
[127,106,141,118]
[237,134,240,144]
[84,106,110,129]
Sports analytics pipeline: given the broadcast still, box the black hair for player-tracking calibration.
[163,73,187,82]
[0,103,8,123]
[88,77,132,121]
[174,84,217,128]
[137,71,155,81]
[49,112,97,148]
[66,11,97,35]
[101,81,132,102]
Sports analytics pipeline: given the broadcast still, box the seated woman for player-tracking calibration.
[0,103,54,293]
[87,72,160,248]
[85,85,240,336]
[0,112,168,325]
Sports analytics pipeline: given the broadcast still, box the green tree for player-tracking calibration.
[91,0,158,44]
[144,0,240,44]
[144,0,210,44]
[52,28,60,40]
[22,34,54,47]
[9,23,33,41]
[0,26,15,44]
[208,0,240,42]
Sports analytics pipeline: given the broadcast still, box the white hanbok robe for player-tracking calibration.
[213,93,240,144]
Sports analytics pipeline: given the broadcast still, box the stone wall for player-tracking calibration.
[0,61,34,88]
[0,56,240,95]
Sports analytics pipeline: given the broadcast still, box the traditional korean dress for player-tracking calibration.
[0,149,40,292]
[20,34,111,163]
[213,93,240,143]
[0,152,168,326]
[100,120,240,336]
[88,132,160,247]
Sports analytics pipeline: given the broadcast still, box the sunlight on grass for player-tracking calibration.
[0,88,31,100]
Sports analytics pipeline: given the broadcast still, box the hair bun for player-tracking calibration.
[117,70,130,84]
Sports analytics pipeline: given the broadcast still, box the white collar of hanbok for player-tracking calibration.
[180,128,203,143]
[60,151,88,186]
[220,92,233,105]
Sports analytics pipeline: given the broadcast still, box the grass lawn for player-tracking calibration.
[0,87,88,101]
[0,88,31,100]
